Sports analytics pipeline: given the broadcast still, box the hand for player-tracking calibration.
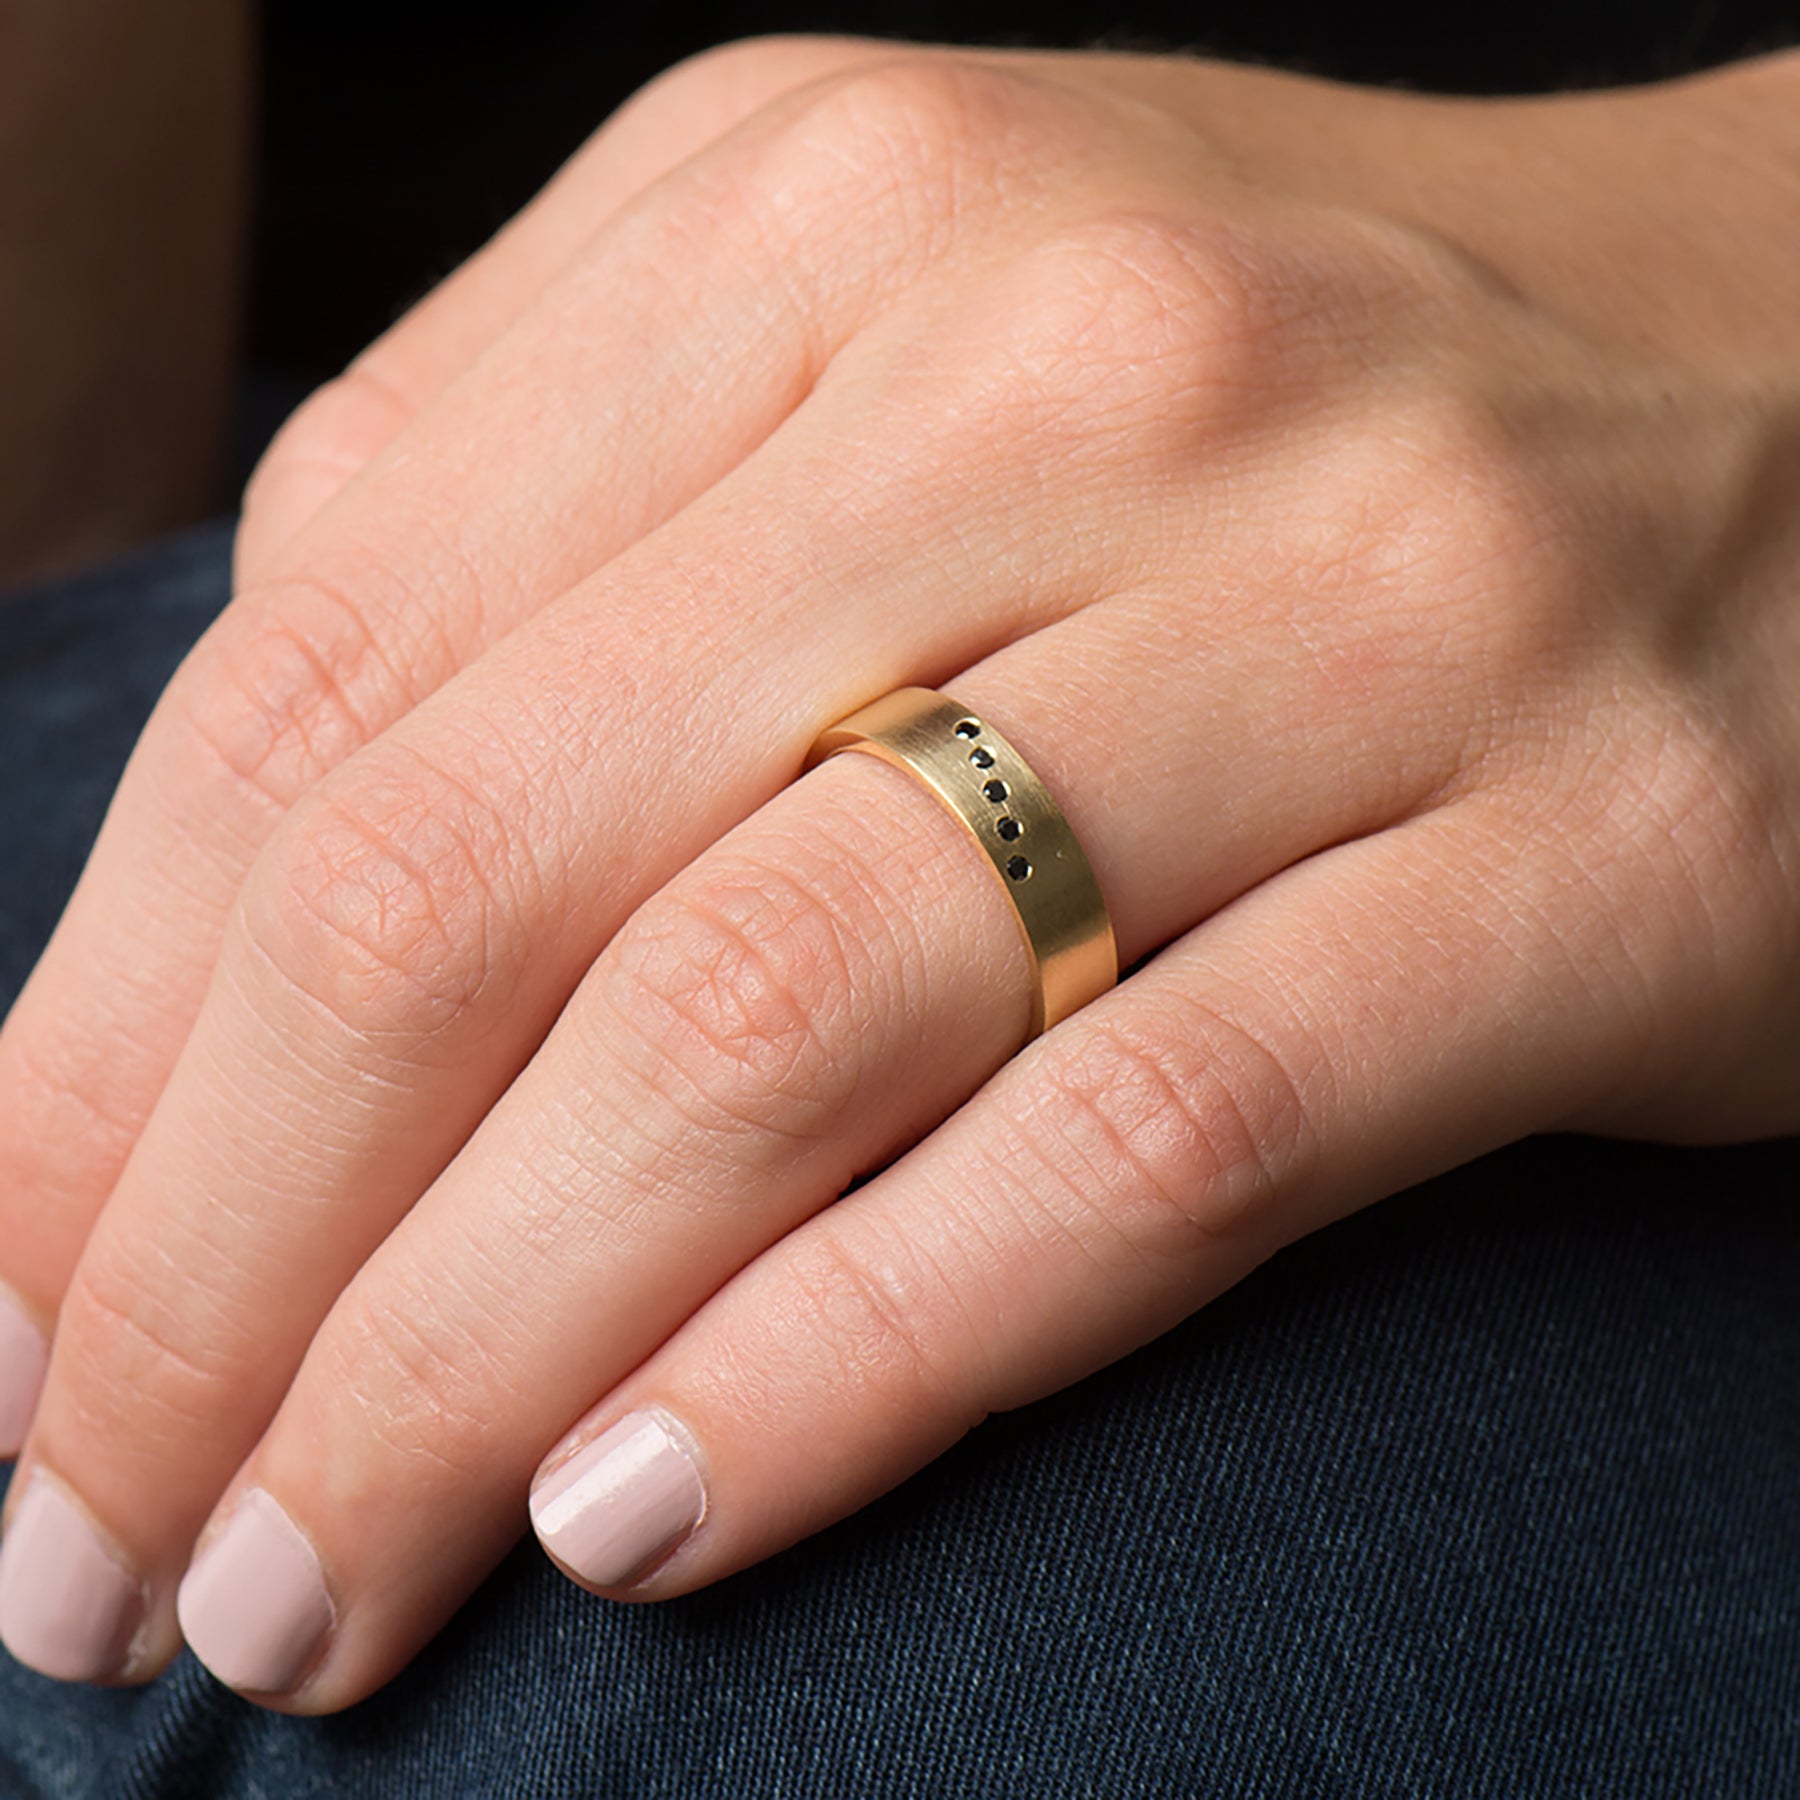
[1,36,1796,1710]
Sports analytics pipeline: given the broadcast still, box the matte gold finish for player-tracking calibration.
[805,688,1117,1040]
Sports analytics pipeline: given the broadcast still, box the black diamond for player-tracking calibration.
[1006,855,1032,881]
[982,779,1008,804]
[954,719,982,739]
[996,816,1022,841]
[968,746,995,769]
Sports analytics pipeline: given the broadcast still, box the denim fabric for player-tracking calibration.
[0,528,1795,1799]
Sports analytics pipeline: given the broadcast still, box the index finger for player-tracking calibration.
[0,48,1003,1457]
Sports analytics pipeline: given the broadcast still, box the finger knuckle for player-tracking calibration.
[1326,381,1590,728]
[1024,1004,1317,1261]
[775,1222,973,1417]
[1413,392,1580,604]
[312,1266,517,1487]
[1039,210,1280,383]
[167,578,409,815]
[238,754,522,1041]
[959,209,1332,469]
[601,852,874,1148]
[645,33,847,115]
[242,367,418,533]
[0,1023,145,1215]
[56,1251,246,1452]
[750,57,1036,256]
[801,57,1015,182]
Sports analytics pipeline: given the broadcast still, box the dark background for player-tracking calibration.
[252,0,1800,386]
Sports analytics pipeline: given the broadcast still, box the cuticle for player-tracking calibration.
[644,1401,711,1514]
[257,1486,342,1674]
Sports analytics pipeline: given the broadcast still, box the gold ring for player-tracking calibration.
[804,687,1117,1040]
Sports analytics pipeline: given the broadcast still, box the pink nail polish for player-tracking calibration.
[177,1489,334,1695]
[0,1289,49,1459]
[0,1479,144,1682]
[530,1411,707,1589]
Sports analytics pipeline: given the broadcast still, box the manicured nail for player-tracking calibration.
[177,1489,333,1694]
[0,1289,49,1459]
[530,1411,707,1589]
[0,1479,144,1682]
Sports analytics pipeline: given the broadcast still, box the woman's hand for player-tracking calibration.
[1,37,1796,1710]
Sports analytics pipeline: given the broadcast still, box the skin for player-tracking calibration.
[0,0,248,585]
[0,34,1798,1712]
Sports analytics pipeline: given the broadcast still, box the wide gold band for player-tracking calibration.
[804,687,1117,1040]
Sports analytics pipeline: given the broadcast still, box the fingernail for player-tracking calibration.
[0,1479,144,1682]
[177,1489,334,1694]
[0,1290,49,1459]
[530,1411,707,1589]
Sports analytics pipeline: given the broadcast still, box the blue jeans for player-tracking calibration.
[0,526,1795,1798]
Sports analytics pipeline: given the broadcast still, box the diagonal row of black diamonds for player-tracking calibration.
[953,716,1032,882]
